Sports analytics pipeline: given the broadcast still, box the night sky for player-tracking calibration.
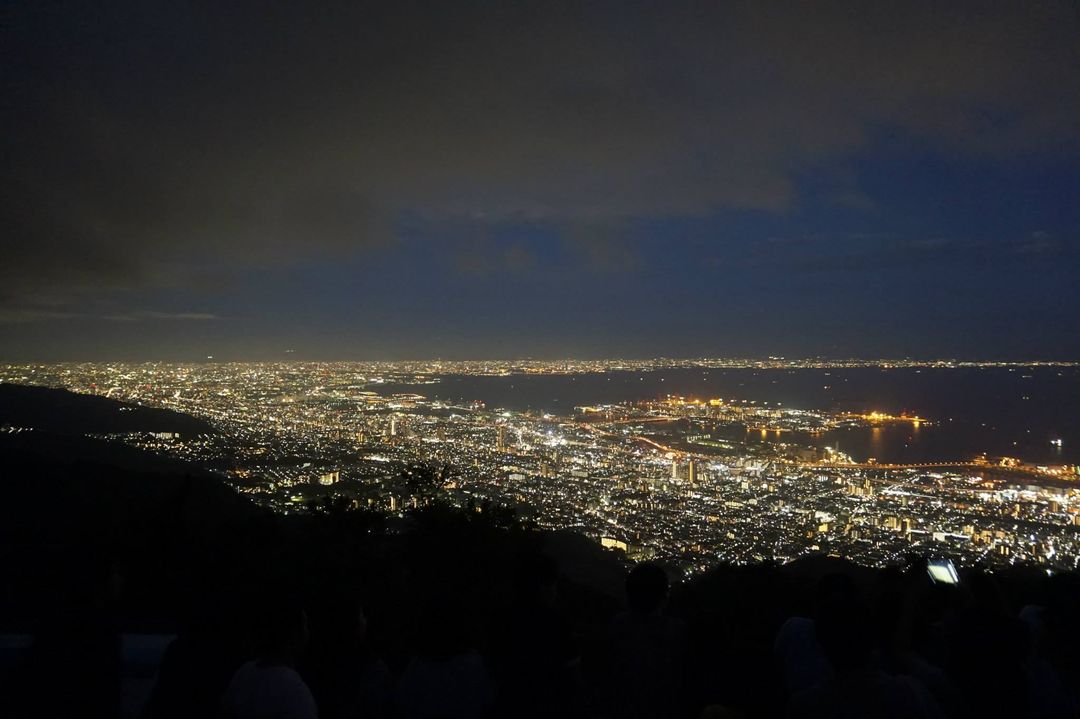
[3,1,1079,361]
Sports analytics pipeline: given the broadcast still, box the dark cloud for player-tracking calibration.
[560,220,642,273]
[0,307,218,324]
[3,0,1079,318]
[450,236,538,277]
[761,231,1077,272]
[100,311,220,322]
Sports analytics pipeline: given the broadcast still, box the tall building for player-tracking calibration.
[497,425,507,451]
[671,459,680,480]
[687,460,697,485]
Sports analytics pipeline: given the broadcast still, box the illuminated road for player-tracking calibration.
[783,458,1065,480]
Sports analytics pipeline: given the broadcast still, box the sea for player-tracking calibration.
[386,366,1080,466]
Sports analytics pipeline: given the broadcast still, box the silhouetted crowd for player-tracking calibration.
[6,552,1080,718]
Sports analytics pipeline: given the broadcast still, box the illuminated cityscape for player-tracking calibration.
[5,2,1080,716]
[4,359,1078,575]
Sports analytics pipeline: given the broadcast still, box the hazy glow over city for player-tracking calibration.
[5,359,1078,574]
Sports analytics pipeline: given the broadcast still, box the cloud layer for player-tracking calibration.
[3,0,1079,317]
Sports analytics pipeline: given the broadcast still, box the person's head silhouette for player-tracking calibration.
[254,602,309,667]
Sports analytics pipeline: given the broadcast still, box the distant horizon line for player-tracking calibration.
[2,356,1078,367]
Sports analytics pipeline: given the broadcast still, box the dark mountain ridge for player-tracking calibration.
[0,383,215,436]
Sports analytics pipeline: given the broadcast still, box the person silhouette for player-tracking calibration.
[395,593,494,719]
[12,551,122,719]
[787,576,943,719]
[303,597,391,719]
[220,602,317,719]
[597,563,686,719]
[143,598,246,719]
[489,554,579,718]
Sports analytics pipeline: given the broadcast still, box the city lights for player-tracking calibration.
[2,359,1077,574]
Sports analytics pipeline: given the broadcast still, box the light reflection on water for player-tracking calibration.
[387,366,1080,465]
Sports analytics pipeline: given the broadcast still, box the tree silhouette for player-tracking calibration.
[400,461,451,504]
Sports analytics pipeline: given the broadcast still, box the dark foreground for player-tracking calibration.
[0,459,1075,716]
[0,428,1078,718]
